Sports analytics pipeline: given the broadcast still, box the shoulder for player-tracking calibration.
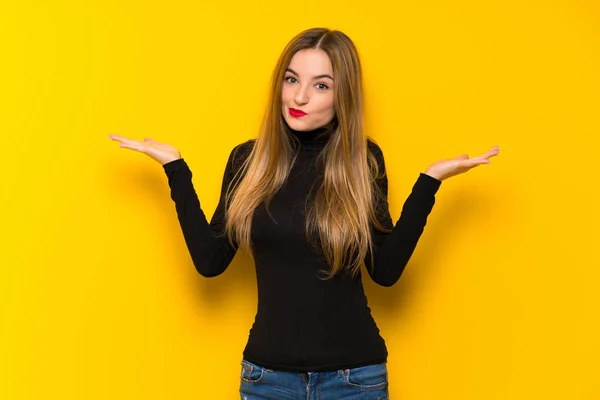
[367,137,384,157]
[227,139,255,161]
[231,139,255,157]
[226,139,255,174]
[366,137,386,169]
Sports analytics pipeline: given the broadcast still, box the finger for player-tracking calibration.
[109,134,140,146]
[454,154,469,160]
[472,155,489,162]
[485,146,501,156]
[143,137,159,143]
[119,143,146,153]
[462,158,490,167]
[109,133,128,141]
[474,148,500,161]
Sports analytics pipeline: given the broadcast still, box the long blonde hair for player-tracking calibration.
[224,27,390,279]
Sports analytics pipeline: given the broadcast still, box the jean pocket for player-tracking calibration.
[240,360,265,384]
[344,363,388,390]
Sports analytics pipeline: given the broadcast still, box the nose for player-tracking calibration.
[293,84,309,106]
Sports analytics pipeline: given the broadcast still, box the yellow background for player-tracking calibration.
[1,0,599,398]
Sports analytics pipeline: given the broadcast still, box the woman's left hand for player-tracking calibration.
[424,146,501,181]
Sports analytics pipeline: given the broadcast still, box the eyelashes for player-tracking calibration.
[284,76,330,91]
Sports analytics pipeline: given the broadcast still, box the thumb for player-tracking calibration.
[454,154,469,160]
[143,137,158,143]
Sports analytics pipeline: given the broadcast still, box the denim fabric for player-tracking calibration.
[239,359,389,399]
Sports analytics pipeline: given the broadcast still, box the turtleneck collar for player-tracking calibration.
[285,119,337,151]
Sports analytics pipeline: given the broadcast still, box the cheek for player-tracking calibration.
[321,96,335,116]
[281,86,292,103]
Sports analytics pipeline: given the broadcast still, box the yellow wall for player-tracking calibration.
[1,0,599,398]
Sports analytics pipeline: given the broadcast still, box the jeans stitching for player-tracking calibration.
[240,361,265,384]
[344,366,388,390]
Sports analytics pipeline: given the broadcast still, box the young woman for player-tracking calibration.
[110,27,500,399]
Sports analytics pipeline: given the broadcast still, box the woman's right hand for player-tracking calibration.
[108,134,182,165]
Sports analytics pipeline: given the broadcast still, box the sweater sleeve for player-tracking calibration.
[162,141,253,277]
[364,141,442,287]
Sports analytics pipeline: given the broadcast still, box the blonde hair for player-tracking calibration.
[224,27,390,279]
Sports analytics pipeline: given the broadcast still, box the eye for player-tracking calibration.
[316,83,329,91]
[284,76,297,84]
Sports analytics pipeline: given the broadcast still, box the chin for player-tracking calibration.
[284,117,305,130]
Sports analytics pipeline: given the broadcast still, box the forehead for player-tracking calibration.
[288,49,333,76]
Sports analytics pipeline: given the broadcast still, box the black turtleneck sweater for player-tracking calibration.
[162,126,442,372]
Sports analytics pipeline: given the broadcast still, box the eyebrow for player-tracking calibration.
[285,68,334,81]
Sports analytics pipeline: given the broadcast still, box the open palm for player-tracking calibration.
[108,134,182,166]
[425,146,501,181]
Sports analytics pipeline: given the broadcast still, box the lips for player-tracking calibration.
[289,108,307,117]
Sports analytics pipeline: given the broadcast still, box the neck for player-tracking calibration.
[285,120,336,151]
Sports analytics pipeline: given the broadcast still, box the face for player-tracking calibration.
[281,48,335,131]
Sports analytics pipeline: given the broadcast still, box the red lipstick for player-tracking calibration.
[289,108,307,118]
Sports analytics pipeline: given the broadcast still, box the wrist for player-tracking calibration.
[423,170,442,181]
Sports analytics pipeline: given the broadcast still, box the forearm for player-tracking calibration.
[368,173,441,286]
[164,159,237,277]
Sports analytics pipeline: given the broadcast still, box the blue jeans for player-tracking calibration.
[239,359,389,399]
